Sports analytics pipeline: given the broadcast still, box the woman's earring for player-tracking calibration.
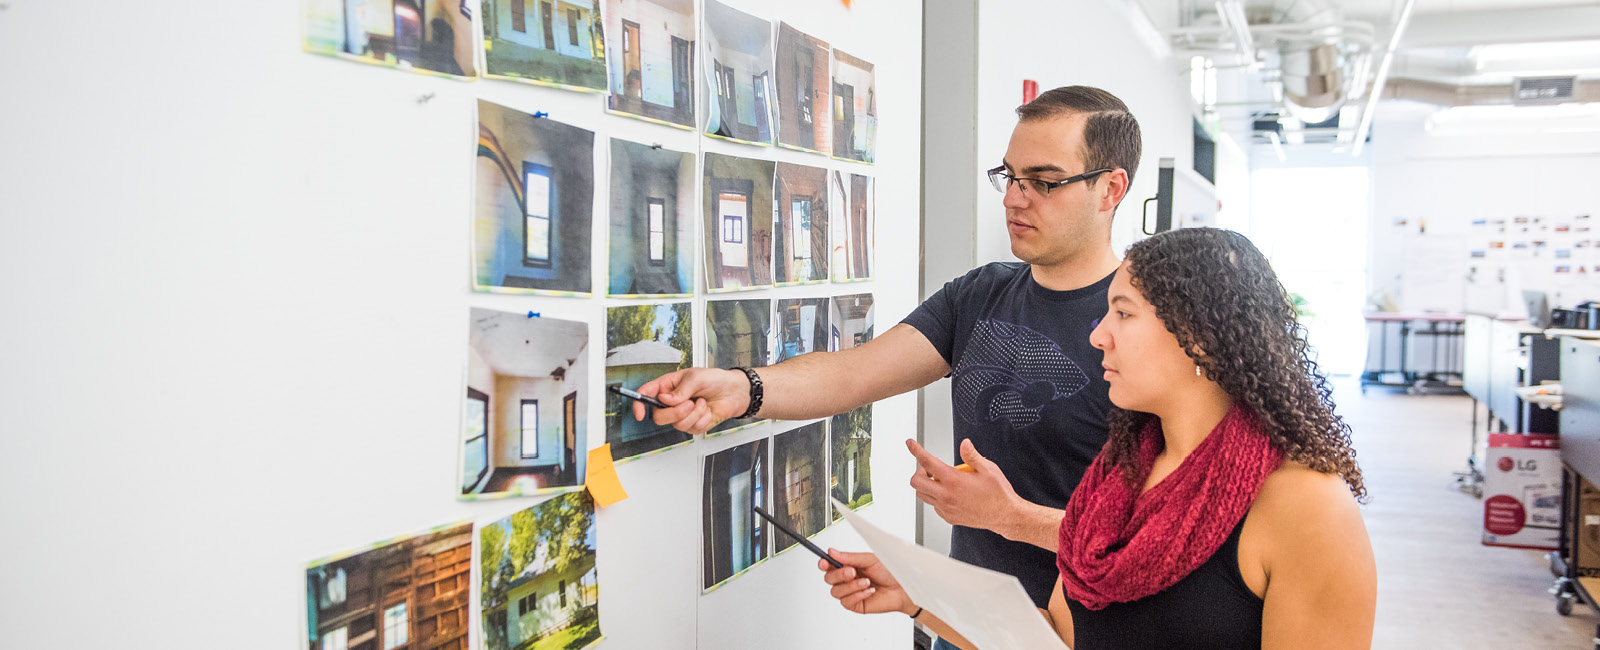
[1195,366,1203,377]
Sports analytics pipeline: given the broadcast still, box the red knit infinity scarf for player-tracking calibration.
[1057,405,1283,610]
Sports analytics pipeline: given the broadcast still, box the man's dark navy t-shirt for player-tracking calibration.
[901,262,1114,608]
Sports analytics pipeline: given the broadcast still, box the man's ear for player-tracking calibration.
[1100,169,1130,212]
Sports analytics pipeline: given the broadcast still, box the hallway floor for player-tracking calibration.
[1343,379,1595,649]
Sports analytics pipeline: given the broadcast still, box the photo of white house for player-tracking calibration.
[479,492,600,650]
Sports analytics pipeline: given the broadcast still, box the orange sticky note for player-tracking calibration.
[585,444,629,507]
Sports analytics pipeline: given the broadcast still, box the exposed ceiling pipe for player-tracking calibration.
[1351,0,1418,156]
[1384,77,1600,106]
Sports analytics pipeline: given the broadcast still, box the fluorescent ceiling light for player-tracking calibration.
[1425,102,1600,135]
[1472,40,1600,69]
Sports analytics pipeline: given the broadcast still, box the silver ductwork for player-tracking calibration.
[1269,0,1353,124]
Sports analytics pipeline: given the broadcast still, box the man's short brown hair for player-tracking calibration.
[1016,86,1142,189]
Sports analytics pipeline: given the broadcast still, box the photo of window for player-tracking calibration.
[706,298,771,435]
[479,492,601,650]
[475,100,595,295]
[305,522,473,650]
[830,404,872,519]
[776,297,829,362]
[604,0,696,128]
[774,23,830,154]
[703,153,775,292]
[606,302,693,461]
[481,0,608,91]
[831,49,876,162]
[774,162,829,285]
[771,422,828,554]
[608,139,696,296]
[304,0,478,78]
[829,293,875,352]
[702,437,769,591]
[702,0,774,145]
[829,170,874,282]
[463,308,590,499]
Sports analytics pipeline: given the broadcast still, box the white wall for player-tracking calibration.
[0,1,920,649]
[1370,102,1600,313]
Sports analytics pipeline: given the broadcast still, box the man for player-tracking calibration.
[635,86,1141,635]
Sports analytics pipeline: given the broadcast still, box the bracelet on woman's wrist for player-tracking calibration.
[731,366,763,419]
[910,606,924,620]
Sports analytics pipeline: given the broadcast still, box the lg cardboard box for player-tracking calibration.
[1483,433,1560,550]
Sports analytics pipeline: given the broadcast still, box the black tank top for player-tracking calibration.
[1065,517,1264,650]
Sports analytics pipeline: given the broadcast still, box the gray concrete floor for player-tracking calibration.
[1341,379,1595,649]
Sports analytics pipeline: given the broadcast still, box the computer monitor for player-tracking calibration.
[1522,290,1551,328]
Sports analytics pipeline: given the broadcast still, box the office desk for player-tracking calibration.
[1362,312,1465,394]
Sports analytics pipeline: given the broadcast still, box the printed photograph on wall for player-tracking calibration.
[304,0,478,78]
[829,293,875,352]
[479,492,601,650]
[702,437,769,591]
[774,23,830,154]
[604,0,696,128]
[608,139,695,297]
[770,422,828,554]
[830,49,876,162]
[706,298,771,434]
[701,0,774,145]
[605,302,693,461]
[830,404,872,519]
[775,297,829,362]
[703,153,775,292]
[463,308,590,499]
[828,171,874,282]
[475,100,595,296]
[305,522,473,650]
[774,162,829,285]
[481,0,608,92]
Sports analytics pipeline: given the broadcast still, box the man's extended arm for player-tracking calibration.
[633,323,950,432]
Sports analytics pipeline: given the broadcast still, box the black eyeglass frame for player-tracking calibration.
[986,165,1114,196]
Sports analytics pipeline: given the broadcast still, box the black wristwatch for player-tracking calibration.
[731,367,763,419]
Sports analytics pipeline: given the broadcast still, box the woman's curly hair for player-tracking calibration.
[1104,228,1366,502]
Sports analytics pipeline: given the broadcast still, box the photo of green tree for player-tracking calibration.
[480,492,601,650]
[606,302,693,461]
[830,405,872,519]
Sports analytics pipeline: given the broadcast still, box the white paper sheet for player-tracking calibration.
[832,499,1071,650]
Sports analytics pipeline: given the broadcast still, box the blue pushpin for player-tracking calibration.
[528,311,541,318]
[533,111,548,118]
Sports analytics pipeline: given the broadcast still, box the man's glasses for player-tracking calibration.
[987,166,1112,196]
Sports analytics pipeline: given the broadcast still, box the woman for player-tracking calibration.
[820,228,1376,649]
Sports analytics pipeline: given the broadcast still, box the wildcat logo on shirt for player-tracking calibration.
[953,319,1089,429]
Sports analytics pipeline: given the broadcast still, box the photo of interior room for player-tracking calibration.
[608,139,696,297]
[773,162,830,285]
[605,302,693,461]
[830,405,872,519]
[463,308,589,498]
[701,0,774,145]
[829,49,875,163]
[828,171,873,282]
[475,100,595,295]
[604,0,695,127]
[702,437,769,591]
[703,153,775,291]
[771,422,828,554]
[479,492,600,650]
[776,297,829,362]
[829,293,874,352]
[305,523,473,650]
[774,23,831,154]
[706,298,771,435]
[481,0,607,90]
[303,0,477,77]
